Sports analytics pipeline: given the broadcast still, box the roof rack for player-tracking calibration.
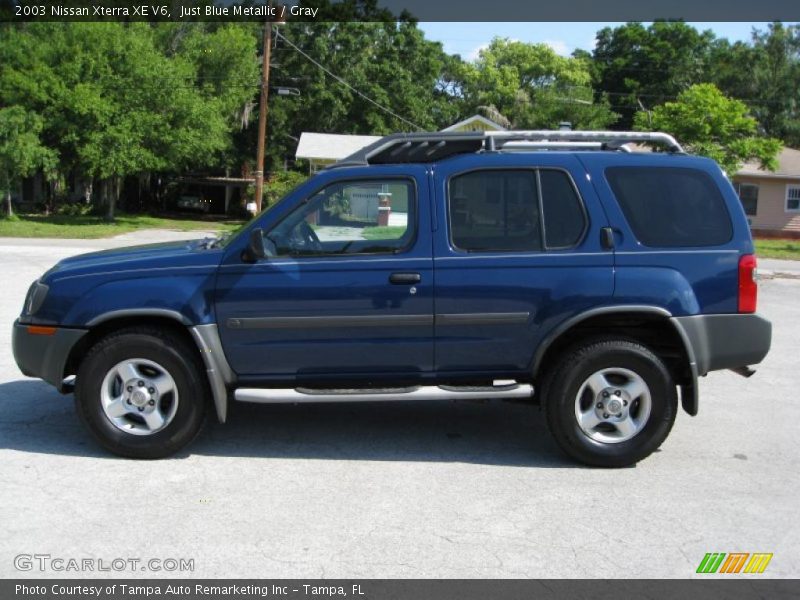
[331,130,683,168]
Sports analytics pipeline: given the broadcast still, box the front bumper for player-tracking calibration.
[12,320,87,390]
[672,313,772,376]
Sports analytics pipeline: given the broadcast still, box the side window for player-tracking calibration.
[606,167,733,247]
[540,170,586,248]
[449,170,542,252]
[266,179,415,257]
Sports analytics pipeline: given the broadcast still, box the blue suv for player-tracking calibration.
[12,130,772,466]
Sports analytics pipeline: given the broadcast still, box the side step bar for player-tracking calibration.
[234,382,534,404]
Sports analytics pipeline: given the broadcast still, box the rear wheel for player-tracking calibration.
[75,327,208,459]
[542,338,677,467]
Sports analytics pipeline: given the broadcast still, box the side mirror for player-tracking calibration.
[242,228,267,262]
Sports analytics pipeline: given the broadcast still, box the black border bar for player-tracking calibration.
[4,579,800,599]
[2,0,799,22]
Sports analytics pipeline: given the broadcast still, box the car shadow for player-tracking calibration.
[0,379,578,468]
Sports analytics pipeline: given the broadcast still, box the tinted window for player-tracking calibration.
[606,167,733,247]
[266,179,414,256]
[449,170,542,252]
[540,170,586,248]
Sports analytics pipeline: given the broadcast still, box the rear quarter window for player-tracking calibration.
[605,167,733,247]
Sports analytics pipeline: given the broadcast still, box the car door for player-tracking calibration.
[432,153,615,378]
[215,166,434,383]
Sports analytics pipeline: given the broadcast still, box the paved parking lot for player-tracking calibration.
[0,234,798,579]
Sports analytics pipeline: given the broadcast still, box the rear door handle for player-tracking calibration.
[600,226,616,250]
[389,272,421,285]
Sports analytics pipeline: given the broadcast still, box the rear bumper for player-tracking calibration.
[12,320,87,389]
[671,313,772,376]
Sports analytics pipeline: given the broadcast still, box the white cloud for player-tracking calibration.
[543,40,571,56]
[466,43,489,62]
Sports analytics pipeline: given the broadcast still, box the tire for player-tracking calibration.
[75,326,208,459]
[542,338,677,468]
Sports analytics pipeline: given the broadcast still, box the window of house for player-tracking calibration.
[787,185,800,213]
[606,167,733,247]
[265,179,415,257]
[734,182,759,216]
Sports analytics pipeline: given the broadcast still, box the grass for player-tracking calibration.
[754,238,800,260]
[361,226,406,240]
[0,213,244,239]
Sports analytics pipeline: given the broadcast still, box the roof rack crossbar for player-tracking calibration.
[484,130,683,153]
[330,130,683,168]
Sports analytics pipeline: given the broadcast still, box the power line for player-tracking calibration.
[274,29,424,132]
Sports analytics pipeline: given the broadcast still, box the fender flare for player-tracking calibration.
[531,305,699,416]
[86,308,193,327]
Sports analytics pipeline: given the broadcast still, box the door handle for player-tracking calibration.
[389,272,421,285]
[600,226,616,250]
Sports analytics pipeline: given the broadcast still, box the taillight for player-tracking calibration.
[738,254,758,313]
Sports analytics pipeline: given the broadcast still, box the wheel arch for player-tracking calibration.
[532,305,699,416]
[64,311,232,423]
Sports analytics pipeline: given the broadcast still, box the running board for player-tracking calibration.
[234,382,534,404]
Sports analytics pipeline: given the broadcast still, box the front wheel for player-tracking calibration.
[75,327,208,459]
[542,338,677,467]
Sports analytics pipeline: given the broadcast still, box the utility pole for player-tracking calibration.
[253,1,274,214]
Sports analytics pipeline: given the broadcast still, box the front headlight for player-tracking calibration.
[23,280,49,316]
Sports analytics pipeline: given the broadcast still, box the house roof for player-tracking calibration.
[441,114,507,132]
[738,147,800,179]
[295,132,381,162]
[295,115,508,164]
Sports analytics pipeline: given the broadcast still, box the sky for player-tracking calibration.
[417,22,774,60]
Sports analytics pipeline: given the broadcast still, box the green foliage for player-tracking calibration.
[263,20,462,167]
[0,21,259,216]
[54,202,96,217]
[635,84,782,175]
[263,170,308,207]
[456,38,617,129]
[708,23,800,147]
[593,22,716,129]
[0,106,56,216]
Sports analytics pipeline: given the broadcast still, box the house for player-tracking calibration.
[440,114,508,133]
[734,147,800,237]
[294,133,382,173]
[294,114,506,172]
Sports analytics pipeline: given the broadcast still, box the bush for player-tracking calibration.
[263,170,308,208]
[54,202,96,217]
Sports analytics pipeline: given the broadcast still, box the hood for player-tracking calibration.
[44,239,224,282]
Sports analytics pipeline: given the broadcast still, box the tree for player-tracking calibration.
[749,23,800,145]
[262,20,462,169]
[0,22,257,217]
[707,24,800,147]
[634,83,781,175]
[455,38,617,130]
[0,107,55,217]
[593,22,715,129]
